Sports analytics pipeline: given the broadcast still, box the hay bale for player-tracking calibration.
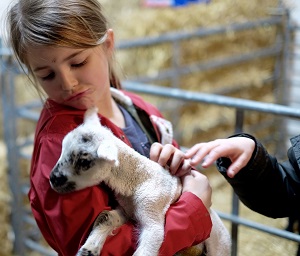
[0,0,294,254]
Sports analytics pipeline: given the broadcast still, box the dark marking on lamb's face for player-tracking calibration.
[67,150,95,173]
[69,150,96,174]
[49,167,67,187]
[49,168,77,193]
[68,152,76,165]
[77,248,96,256]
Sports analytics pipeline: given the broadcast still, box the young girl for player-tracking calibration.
[6,0,213,255]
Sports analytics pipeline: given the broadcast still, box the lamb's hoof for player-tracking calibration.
[76,248,99,256]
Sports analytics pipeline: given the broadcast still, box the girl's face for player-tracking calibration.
[26,30,114,110]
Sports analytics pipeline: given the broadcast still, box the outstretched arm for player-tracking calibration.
[185,133,300,218]
[185,137,255,178]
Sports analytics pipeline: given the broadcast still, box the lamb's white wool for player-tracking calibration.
[49,107,231,256]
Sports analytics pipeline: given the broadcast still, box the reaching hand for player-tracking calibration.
[150,142,192,177]
[185,137,255,178]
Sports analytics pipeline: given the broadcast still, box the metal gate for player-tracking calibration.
[1,4,300,256]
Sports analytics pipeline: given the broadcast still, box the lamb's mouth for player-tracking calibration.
[50,174,76,194]
[50,180,77,194]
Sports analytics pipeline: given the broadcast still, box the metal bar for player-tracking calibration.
[116,17,282,49]
[230,109,245,256]
[1,57,26,254]
[17,107,41,121]
[23,215,38,226]
[123,82,300,118]
[24,239,57,256]
[17,78,300,129]
[129,44,282,83]
[218,211,300,243]
[230,193,239,256]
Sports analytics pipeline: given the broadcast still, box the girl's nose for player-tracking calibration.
[60,71,78,91]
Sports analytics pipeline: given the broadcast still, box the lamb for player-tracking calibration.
[49,107,231,256]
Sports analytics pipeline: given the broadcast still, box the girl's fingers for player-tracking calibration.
[177,159,192,177]
[157,144,176,167]
[168,150,187,175]
[150,143,195,177]
[149,142,163,162]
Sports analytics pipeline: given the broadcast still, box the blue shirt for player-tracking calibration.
[119,105,151,158]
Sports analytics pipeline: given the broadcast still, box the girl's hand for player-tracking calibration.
[185,137,255,178]
[181,170,212,209]
[150,142,192,177]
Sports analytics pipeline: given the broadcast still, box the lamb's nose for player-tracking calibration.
[49,172,68,188]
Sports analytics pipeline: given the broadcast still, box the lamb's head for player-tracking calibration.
[49,107,119,194]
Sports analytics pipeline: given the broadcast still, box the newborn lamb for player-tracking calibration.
[49,107,231,256]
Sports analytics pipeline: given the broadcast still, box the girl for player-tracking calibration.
[6,0,213,255]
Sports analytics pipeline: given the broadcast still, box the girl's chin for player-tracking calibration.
[63,100,95,110]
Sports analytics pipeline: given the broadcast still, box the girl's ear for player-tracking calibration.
[105,28,114,57]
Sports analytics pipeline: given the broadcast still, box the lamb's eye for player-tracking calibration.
[74,151,95,173]
[81,152,89,157]
[81,135,92,143]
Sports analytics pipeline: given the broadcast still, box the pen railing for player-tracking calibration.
[1,5,298,255]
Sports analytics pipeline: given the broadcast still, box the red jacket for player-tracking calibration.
[29,89,212,256]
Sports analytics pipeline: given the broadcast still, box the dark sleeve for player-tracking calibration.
[216,133,300,218]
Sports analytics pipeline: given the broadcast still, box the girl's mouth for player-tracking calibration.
[65,89,91,102]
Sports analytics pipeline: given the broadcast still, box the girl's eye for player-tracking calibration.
[72,60,87,68]
[41,72,55,81]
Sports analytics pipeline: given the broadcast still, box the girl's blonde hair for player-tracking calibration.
[7,0,121,94]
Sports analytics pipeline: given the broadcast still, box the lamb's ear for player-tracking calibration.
[97,140,119,166]
[84,107,100,126]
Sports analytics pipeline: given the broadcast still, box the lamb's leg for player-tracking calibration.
[77,208,127,256]
[204,209,231,256]
[133,215,165,256]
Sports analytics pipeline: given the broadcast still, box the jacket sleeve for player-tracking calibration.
[29,136,212,256]
[160,192,212,255]
[216,133,300,218]
[102,192,211,256]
